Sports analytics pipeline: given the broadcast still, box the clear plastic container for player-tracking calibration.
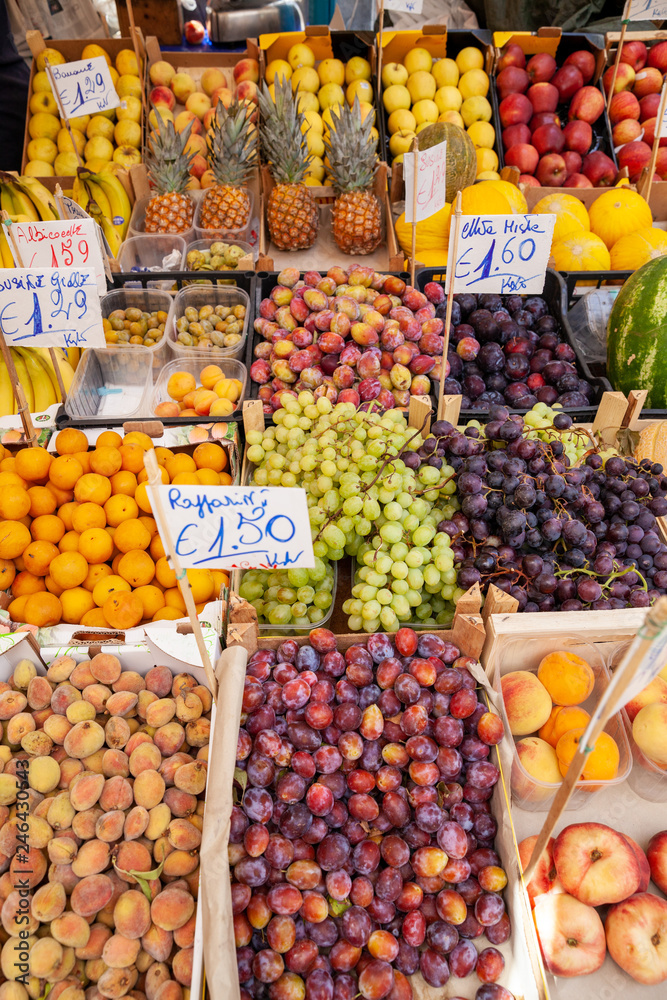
[167,284,250,363]
[151,355,248,419]
[194,188,255,243]
[65,348,153,422]
[127,195,196,245]
[239,563,338,637]
[493,635,631,811]
[117,235,187,276]
[567,287,620,366]
[101,286,174,373]
[183,239,255,286]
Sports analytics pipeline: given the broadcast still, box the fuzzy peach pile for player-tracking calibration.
[0,430,230,629]
[1,653,208,997]
[501,651,620,791]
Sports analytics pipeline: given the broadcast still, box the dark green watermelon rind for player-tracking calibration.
[607,257,667,410]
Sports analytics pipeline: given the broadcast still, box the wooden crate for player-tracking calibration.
[116,0,183,48]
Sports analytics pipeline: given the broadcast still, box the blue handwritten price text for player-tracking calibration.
[449,214,556,295]
[0,268,104,349]
[628,0,667,19]
[50,57,120,119]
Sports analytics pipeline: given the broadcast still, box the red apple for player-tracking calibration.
[497,65,530,98]
[505,142,539,174]
[499,93,533,127]
[527,52,557,83]
[647,830,667,894]
[620,40,648,72]
[617,139,652,181]
[184,19,206,44]
[564,173,593,187]
[533,123,565,156]
[553,822,641,907]
[527,82,559,113]
[498,43,526,71]
[613,118,644,146]
[537,153,567,186]
[623,835,651,893]
[520,174,541,187]
[634,67,664,99]
[609,90,641,125]
[563,119,593,154]
[518,835,563,907]
[552,65,584,102]
[503,123,531,149]
[605,893,667,985]
[530,112,561,132]
[641,116,667,148]
[534,893,606,978]
[564,49,597,84]
[656,146,667,179]
[603,62,636,94]
[648,40,667,73]
[563,150,583,176]
[569,86,605,124]
[640,92,662,120]
[583,150,617,185]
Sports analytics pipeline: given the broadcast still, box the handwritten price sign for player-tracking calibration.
[0,268,105,349]
[11,220,107,296]
[403,140,447,223]
[384,0,424,11]
[148,485,315,570]
[445,214,556,294]
[627,0,667,18]
[50,56,120,119]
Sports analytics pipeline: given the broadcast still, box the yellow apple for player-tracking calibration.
[84,136,114,162]
[318,83,345,110]
[468,120,496,149]
[297,91,319,113]
[407,71,436,104]
[381,63,408,89]
[30,91,58,116]
[116,49,141,76]
[85,158,109,172]
[404,48,432,75]
[90,107,116,121]
[345,57,371,85]
[412,99,439,125]
[387,108,416,135]
[265,59,292,84]
[112,146,142,168]
[476,147,498,173]
[81,44,111,65]
[346,79,373,106]
[460,95,492,127]
[287,43,315,71]
[370,126,379,143]
[456,47,484,73]
[292,66,319,94]
[114,120,141,148]
[69,115,90,133]
[57,127,85,156]
[87,115,115,141]
[389,130,416,157]
[100,161,122,174]
[28,112,59,142]
[306,155,325,182]
[54,152,80,175]
[117,75,142,100]
[27,137,57,164]
[25,159,54,177]
[392,154,405,167]
[150,60,175,87]
[435,86,463,114]
[117,96,142,123]
[36,48,65,71]
[32,71,52,94]
[416,122,434,134]
[439,110,464,128]
[109,67,119,87]
[477,170,501,180]
[302,110,323,135]
[382,84,411,114]
[459,69,489,100]
[318,58,345,87]
[149,107,174,129]
[200,68,225,96]
[432,58,459,88]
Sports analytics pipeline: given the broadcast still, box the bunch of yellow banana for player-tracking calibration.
[0,172,60,266]
[72,169,132,259]
[0,347,76,416]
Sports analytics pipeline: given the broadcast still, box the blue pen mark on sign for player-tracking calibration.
[449,214,556,295]
[0,268,105,349]
[50,56,120,119]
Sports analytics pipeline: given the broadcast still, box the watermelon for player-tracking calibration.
[416,123,477,204]
[607,257,667,408]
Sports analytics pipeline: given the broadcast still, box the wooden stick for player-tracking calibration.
[642,75,667,201]
[606,14,628,114]
[522,595,667,886]
[376,0,385,103]
[144,449,218,701]
[438,192,463,421]
[54,184,69,221]
[410,138,418,288]
[44,59,84,169]
[124,0,146,105]
[0,326,38,447]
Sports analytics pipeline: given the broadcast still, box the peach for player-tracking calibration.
[174,914,197,951]
[151,888,194,931]
[624,834,651,892]
[172,674,196,698]
[69,772,104,812]
[51,912,92,948]
[83,748,107,774]
[0,774,18,805]
[124,806,150,841]
[76,923,111,961]
[96,810,125,842]
[105,717,131,750]
[159,753,193,786]
[146,666,173,697]
[51,682,81,714]
[44,714,73,745]
[133,770,166,810]
[47,790,77,828]
[83,684,112,713]
[67,701,96,724]
[113,841,153,883]
[516,736,563,786]
[537,651,594,706]
[29,755,61,793]
[72,839,111,878]
[162,850,198,877]
[145,803,172,841]
[27,676,53,710]
[48,655,77,683]
[48,836,77,865]
[150,85,176,111]
[130,742,162,776]
[172,948,193,986]
[100,776,133,812]
[126,732,154,755]
[7,712,35,744]
[145,960,171,997]
[102,749,130,778]
[174,761,206,795]
[625,675,667,722]
[153,837,173,864]
[648,830,667,894]
[32,878,68,923]
[556,728,619,780]
[105,692,138,718]
[185,717,210,748]
[30,937,63,978]
[142,925,173,964]
[90,653,122,685]
[233,58,259,84]
[71,662,96,689]
[168,819,201,851]
[27,813,53,849]
[164,787,196,817]
[150,61,175,87]
[501,671,553,736]
[633,702,667,765]
[171,73,196,103]
[211,86,233,109]
[48,862,80,893]
[113,671,145,694]
[175,693,202,723]
[185,92,211,122]
[72,807,103,840]
[137,691,159,719]
[3,890,38,935]
[154,723,185,757]
[200,68,225,96]
[64,721,105,759]
[102,934,141,969]
[553,822,640,906]
[97,967,138,999]
[154,981,183,1000]
[146,699,176,728]
[605,892,667,984]
[538,705,591,747]
[23,730,54,755]
[114,889,152,939]
[534,892,606,977]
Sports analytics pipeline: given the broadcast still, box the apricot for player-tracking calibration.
[173,913,197,949]
[102,749,130,778]
[51,682,82,715]
[100,776,134,812]
[6,712,35,744]
[71,874,114,917]
[151,888,194,931]
[133,769,166,810]
[154,981,183,1000]
[30,937,63,978]
[75,922,112,960]
[48,862,79,893]
[537,651,595,706]
[58,758,83,789]
[97,967,138,999]
[538,705,591,748]
[142,928,173,964]
[95,809,124,843]
[47,837,77,865]
[72,807,103,840]
[83,683,112,713]
[72,839,111,877]
[103,592,144,629]
[145,803,171,841]
[556,727,619,780]
[159,752,193,786]
[162,850,198,877]
[168,819,201,851]
[625,675,667,722]
[185,717,210,747]
[501,670,552,736]
[130,742,162,775]
[155,402,181,418]
[163,787,196,817]
[114,890,151,939]
[27,674,53,710]
[154,722,185,757]
[137,690,158,719]
[172,948,193,986]
[51,912,92,948]
[66,700,96,724]
[167,372,196,401]
[64,720,105,759]
[145,666,173,698]
[516,736,562,786]
[145,699,176,728]
[174,761,207,795]
[102,934,141,969]
[175,692,202,724]
[69,771,104,811]
[105,692,138,717]
[0,773,19,807]
[3,890,37,935]
[29,755,61,793]
[47,791,76,830]
[70,661,96,689]
[113,841,153,883]
[124,806,150,841]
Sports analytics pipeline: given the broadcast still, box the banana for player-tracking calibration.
[63,347,80,369]
[34,347,75,396]
[16,177,58,221]
[91,171,132,239]
[0,227,13,269]
[7,184,39,223]
[10,350,35,413]
[0,361,15,416]
[0,184,16,216]
[15,348,57,410]
[85,193,122,259]
[85,179,112,221]
[32,349,60,401]
[72,175,90,214]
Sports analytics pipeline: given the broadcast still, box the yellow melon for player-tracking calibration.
[589,188,653,250]
[610,227,667,271]
[551,233,611,271]
[533,193,590,245]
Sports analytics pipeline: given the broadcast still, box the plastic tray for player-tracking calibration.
[183,239,256,286]
[127,194,197,245]
[100,286,174,372]
[167,283,251,363]
[151,354,248,423]
[116,235,187,275]
[239,562,338,636]
[493,634,632,811]
[65,347,153,423]
[194,189,255,243]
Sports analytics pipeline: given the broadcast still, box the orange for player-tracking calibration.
[49,455,84,491]
[60,587,96,624]
[134,483,153,514]
[155,556,176,589]
[537,651,595,707]
[123,432,153,451]
[0,458,17,473]
[59,531,81,554]
[49,552,88,589]
[0,559,16,590]
[11,571,46,597]
[152,607,182,622]
[104,494,139,527]
[138,516,158,539]
[0,472,27,489]
[74,474,112,506]
[539,706,592,749]
[556,728,619,781]
[165,588,186,613]
[31,515,65,545]
[165,454,196,480]
[193,442,227,472]
[137,465,168,485]
[23,540,59,576]
[45,575,64,597]
[112,553,123,575]
[110,471,137,497]
[0,521,31,559]
[0,486,30,520]
[78,528,114,565]
[171,473,199,486]
[103,591,143,629]
[27,486,57,517]
[186,568,215,603]
[45,482,73,507]
[93,575,131,607]
[155,448,174,466]
[117,550,155,588]
[211,570,229,594]
[196,469,220,486]
[113,519,151,554]
[150,535,165,561]
[54,428,88,455]
[14,448,52,482]
[219,473,232,486]
[24,592,62,627]
[72,503,106,533]
[90,447,122,478]
[83,563,113,592]
[118,444,145,475]
[8,595,28,622]
[73,451,92,474]
[58,502,79,531]
[80,608,110,627]
[96,431,122,449]
[133,585,165,619]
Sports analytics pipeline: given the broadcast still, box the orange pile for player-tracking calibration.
[0,429,231,629]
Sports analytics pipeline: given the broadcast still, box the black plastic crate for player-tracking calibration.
[560,270,632,309]
[414,266,612,423]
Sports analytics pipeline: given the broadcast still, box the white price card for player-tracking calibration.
[403,140,447,223]
[49,56,120,119]
[0,268,105,349]
[384,0,424,12]
[445,213,556,294]
[148,485,316,570]
[627,0,667,18]
[10,220,107,296]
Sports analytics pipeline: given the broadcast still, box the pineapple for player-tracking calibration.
[324,98,381,256]
[257,77,318,251]
[200,100,257,233]
[145,114,196,234]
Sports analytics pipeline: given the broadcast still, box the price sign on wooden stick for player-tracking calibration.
[642,76,667,199]
[44,59,84,170]
[606,0,631,114]
[445,213,555,295]
[404,137,447,286]
[437,191,462,422]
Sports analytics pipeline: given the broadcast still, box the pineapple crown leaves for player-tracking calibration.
[257,75,314,185]
[208,99,258,188]
[323,96,378,195]
[146,108,197,195]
